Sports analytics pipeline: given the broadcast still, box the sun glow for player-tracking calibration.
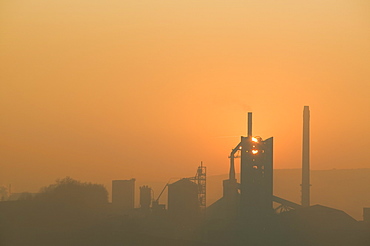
[251,137,258,142]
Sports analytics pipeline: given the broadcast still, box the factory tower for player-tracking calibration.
[227,113,273,218]
[240,113,273,217]
[301,106,310,207]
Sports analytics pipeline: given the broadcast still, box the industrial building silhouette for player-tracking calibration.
[2,107,368,246]
[112,178,135,211]
[108,107,370,245]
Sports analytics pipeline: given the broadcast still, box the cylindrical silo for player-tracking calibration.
[140,185,152,210]
[168,178,200,222]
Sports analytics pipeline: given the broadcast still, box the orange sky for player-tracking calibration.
[1,0,370,193]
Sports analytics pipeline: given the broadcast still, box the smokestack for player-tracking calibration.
[247,112,252,137]
[301,106,310,207]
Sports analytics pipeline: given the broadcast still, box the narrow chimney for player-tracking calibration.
[302,106,310,207]
[247,112,252,137]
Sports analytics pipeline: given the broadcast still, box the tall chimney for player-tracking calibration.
[247,112,252,137]
[301,106,310,207]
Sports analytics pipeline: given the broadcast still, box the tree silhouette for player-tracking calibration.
[36,177,108,211]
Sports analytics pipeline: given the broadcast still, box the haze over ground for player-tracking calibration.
[1,0,370,199]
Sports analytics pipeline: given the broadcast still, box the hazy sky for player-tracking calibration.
[1,0,370,193]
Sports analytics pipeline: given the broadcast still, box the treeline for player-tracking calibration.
[36,176,108,210]
[0,177,110,246]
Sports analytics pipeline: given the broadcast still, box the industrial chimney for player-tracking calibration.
[301,106,310,207]
[247,112,252,137]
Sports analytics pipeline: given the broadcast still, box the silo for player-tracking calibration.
[168,178,200,221]
[112,179,135,211]
[140,185,152,209]
[364,207,370,223]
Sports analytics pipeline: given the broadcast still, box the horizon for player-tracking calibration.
[4,166,370,193]
[5,167,370,221]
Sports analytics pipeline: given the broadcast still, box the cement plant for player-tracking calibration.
[1,106,369,246]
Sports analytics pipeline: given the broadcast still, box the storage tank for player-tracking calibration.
[168,178,200,221]
[140,185,152,209]
[363,207,370,222]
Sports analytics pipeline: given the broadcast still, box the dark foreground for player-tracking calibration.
[1,201,369,246]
